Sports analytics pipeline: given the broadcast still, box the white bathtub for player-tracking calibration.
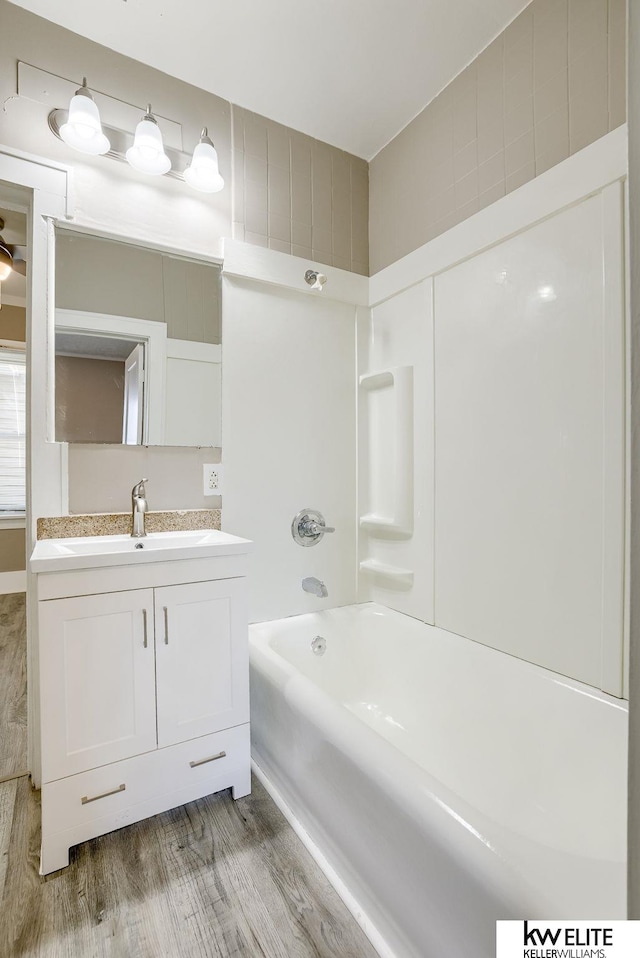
[249,602,627,958]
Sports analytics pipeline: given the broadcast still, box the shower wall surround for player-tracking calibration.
[370,0,626,272]
[360,134,626,695]
[434,189,624,693]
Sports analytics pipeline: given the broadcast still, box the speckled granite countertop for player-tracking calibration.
[36,509,222,540]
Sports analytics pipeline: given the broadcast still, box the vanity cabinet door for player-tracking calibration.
[39,589,157,783]
[154,578,249,748]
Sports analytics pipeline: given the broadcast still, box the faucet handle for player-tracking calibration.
[132,478,148,498]
[310,521,335,535]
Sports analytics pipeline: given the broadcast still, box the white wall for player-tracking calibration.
[434,188,625,694]
[222,276,357,623]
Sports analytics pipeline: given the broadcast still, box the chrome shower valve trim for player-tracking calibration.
[291,509,335,547]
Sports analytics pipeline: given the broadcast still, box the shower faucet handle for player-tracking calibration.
[304,519,335,536]
[292,509,335,546]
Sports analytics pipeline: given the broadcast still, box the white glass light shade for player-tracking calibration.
[59,85,110,156]
[0,244,12,281]
[184,132,224,193]
[126,111,171,175]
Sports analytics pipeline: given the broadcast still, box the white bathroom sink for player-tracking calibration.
[30,528,253,573]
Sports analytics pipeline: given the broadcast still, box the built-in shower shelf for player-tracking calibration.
[358,364,414,538]
[359,514,412,538]
[359,559,414,587]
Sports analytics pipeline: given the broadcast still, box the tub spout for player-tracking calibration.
[302,576,328,598]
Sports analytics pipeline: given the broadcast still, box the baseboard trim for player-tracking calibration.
[0,570,26,594]
[0,771,28,785]
[251,758,398,958]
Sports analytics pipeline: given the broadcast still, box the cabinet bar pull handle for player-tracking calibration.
[189,751,226,768]
[81,783,126,805]
[163,606,169,644]
[142,609,148,648]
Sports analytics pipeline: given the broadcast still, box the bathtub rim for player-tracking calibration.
[250,602,629,715]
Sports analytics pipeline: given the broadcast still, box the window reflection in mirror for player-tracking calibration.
[54,231,222,447]
[0,206,27,520]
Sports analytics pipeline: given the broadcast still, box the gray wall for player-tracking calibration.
[56,232,222,344]
[0,306,26,343]
[369,0,626,273]
[68,445,221,514]
[232,109,369,275]
[55,356,124,444]
[0,529,26,573]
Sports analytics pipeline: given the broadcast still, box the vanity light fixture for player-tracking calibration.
[126,105,172,175]
[46,75,225,193]
[183,128,224,193]
[59,78,110,156]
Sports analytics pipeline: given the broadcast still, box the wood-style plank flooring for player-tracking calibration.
[0,593,27,780]
[0,595,379,958]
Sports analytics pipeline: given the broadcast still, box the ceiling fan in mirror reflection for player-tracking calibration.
[0,217,27,310]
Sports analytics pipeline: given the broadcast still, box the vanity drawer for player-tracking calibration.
[163,723,250,783]
[42,724,251,834]
[42,759,146,834]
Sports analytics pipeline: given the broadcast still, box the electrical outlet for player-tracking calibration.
[203,463,222,497]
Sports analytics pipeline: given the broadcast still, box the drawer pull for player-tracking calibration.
[81,783,126,805]
[163,606,169,645]
[142,608,148,648]
[189,750,226,768]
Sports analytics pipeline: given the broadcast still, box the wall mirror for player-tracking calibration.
[54,230,222,447]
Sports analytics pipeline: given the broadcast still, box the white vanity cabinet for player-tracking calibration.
[32,535,252,875]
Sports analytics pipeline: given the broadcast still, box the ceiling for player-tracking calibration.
[56,332,134,361]
[8,0,530,159]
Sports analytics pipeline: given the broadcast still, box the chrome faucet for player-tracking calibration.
[302,577,328,598]
[131,478,148,538]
